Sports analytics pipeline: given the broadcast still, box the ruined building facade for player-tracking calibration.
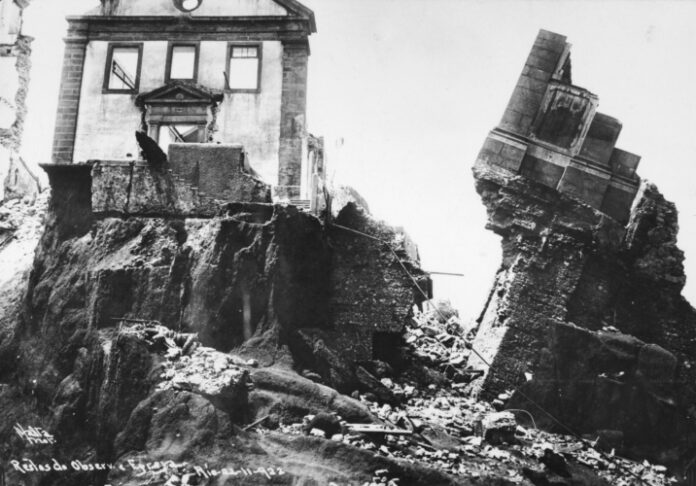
[0,0,40,201]
[52,0,321,200]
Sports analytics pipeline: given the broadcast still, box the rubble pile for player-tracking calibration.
[114,321,259,404]
[404,301,480,385]
[268,309,679,486]
[273,384,677,484]
[0,191,46,247]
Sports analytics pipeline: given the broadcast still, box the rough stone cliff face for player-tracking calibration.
[0,162,439,485]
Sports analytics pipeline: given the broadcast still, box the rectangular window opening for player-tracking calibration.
[157,124,205,151]
[227,44,261,91]
[167,44,198,82]
[104,44,142,93]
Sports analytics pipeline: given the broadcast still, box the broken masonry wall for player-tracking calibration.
[471,160,696,462]
[326,203,432,364]
[90,144,272,217]
[470,29,696,463]
[468,163,613,398]
[0,0,40,201]
[29,168,431,396]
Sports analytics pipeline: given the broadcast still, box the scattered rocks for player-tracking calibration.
[302,412,343,438]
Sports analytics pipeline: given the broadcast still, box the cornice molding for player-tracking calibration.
[65,15,313,42]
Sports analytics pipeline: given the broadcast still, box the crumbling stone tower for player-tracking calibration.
[468,30,696,459]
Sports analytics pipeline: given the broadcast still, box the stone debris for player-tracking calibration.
[475,411,518,446]
[361,469,400,486]
[302,412,343,438]
[0,191,46,246]
[114,321,254,397]
[270,318,678,486]
[157,345,252,396]
[405,303,481,385]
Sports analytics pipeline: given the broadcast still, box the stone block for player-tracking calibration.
[609,148,641,180]
[507,87,544,119]
[128,163,173,214]
[532,38,567,55]
[601,183,639,225]
[168,143,270,204]
[500,108,524,134]
[519,155,564,189]
[478,135,526,173]
[497,141,527,172]
[579,113,622,166]
[523,65,553,82]
[557,165,610,209]
[168,143,244,186]
[481,137,504,155]
[516,75,548,95]
[536,29,567,44]
[476,411,517,445]
[525,53,560,74]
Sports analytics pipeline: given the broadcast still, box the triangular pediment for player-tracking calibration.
[135,82,223,106]
[87,0,315,30]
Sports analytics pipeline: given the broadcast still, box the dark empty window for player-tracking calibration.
[167,44,198,82]
[227,45,261,91]
[104,44,142,93]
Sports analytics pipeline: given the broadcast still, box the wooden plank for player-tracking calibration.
[345,424,412,436]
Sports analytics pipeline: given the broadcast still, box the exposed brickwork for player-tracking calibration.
[328,204,431,362]
[278,41,308,198]
[51,39,87,163]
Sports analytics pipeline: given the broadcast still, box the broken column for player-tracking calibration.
[0,0,39,201]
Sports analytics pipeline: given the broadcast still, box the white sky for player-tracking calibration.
[19,0,696,321]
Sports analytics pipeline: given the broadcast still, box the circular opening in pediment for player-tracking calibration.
[173,0,202,12]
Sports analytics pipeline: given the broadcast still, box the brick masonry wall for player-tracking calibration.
[278,41,308,197]
[52,39,87,163]
[328,204,431,361]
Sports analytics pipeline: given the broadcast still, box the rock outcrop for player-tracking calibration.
[469,30,696,465]
[0,158,435,484]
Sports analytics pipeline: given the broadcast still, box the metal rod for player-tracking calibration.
[424,271,464,277]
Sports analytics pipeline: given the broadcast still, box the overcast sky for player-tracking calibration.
[20,0,696,321]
